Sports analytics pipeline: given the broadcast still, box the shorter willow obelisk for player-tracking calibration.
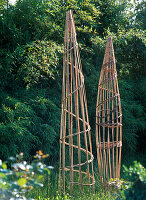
[96,37,122,186]
[59,10,94,194]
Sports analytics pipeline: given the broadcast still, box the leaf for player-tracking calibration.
[0,172,5,178]
[17,178,27,187]
[44,168,50,175]
[2,163,7,169]
[36,183,43,187]
[36,175,43,182]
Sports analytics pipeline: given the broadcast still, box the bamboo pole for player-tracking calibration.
[59,10,95,194]
[96,37,122,186]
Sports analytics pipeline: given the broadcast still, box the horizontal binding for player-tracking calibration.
[96,122,122,128]
[97,141,122,149]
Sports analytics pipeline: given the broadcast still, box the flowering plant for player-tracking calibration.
[0,151,53,200]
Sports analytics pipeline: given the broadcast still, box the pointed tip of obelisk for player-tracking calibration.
[108,37,112,43]
[68,9,72,14]
[66,9,71,14]
[103,36,115,64]
[106,37,114,51]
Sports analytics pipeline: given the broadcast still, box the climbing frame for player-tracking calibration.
[59,10,95,194]
[96,37,122,186]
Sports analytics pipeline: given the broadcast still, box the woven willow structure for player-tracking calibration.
[59,10,94,194]
[96,37,122,186]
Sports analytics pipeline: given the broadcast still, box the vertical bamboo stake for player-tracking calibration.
[59,10,95,194]
[96,37,122,186]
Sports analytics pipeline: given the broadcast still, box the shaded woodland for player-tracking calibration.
[0,0,145,168]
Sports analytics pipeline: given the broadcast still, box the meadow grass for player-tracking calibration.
[27,170,125,200]
[27,152,146,200]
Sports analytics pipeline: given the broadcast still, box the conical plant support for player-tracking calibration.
[96,37,122,186]
[59,10,95,194]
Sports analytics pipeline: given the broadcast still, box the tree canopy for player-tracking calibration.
[0,0,145,166]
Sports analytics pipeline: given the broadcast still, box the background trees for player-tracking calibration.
[0,0,145,167]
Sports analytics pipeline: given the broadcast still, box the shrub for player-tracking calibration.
[123,161,146,200]
[0,151,53,200]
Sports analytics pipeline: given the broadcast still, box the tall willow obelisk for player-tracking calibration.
[59,10,95,194]
[96,37,122,186]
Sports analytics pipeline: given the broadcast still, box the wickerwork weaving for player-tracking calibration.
[96,37,122,186]
[59,10,95,194]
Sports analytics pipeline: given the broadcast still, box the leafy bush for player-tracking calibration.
[0,88,61,161]
[123,161,146,200]
[13,40,63,89]
[0,151,53,200]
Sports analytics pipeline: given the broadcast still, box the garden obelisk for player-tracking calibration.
[96,37,122,186]
[59,10,95,194]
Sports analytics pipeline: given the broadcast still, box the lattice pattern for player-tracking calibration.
[96,37,122,186]
[59,10,95,194]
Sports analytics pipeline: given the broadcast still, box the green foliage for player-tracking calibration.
[27,171,123,200]
[123,161,146,199]
[0,151,53,200]
[13,40,63,88]
[123,161,146,183]
[0,88,61,161]
[36,192,122,200]
[93,0,131,34]
[0,0,7,10]
[114,29,146,78]
[134,0,146,30]
[0,48,13,88]
[119,79,146,152]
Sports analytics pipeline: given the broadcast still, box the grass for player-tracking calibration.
[27,152,146,200]
[26,170,125,200]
